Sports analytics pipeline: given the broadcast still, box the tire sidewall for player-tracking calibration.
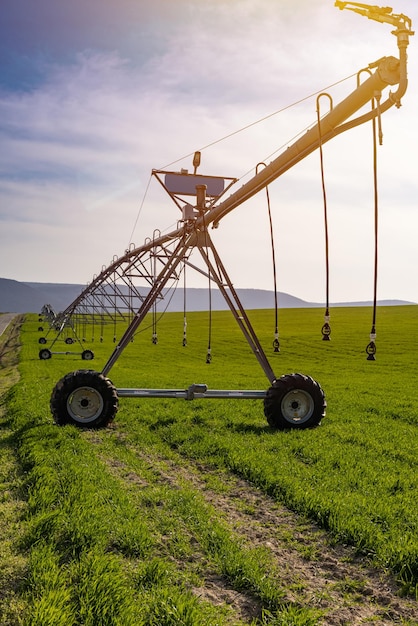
[264,373,325,429]
[50,369,118,428]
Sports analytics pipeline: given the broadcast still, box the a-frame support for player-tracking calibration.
[101,218,277,399]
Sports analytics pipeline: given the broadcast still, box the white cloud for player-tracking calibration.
[0,0,417,303]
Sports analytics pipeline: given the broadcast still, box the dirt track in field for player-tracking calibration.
[2,315,417,625]
[0,313,18,337]
[94,427,418,626]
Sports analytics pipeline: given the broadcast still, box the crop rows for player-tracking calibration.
[1,307,418,624]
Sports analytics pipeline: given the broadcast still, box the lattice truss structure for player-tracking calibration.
[38,169,240,361]
[40,2,414,430]
[38,4,414,366]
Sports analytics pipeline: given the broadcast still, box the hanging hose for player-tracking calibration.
[316,94,333,341]
[151,237,158,345]
[268,182,280,353]
[128,278,134,342]
[366,94,381,361]
[197,186,212,364]
[100,293,105,343]
[91,297,95,343]
[182,257,187,347]
[206,279,212,364]
[82,301,87,342]
[152,303,158,344]
[256,163,280,352]
[112,270,117,343]
[205,228,212,364]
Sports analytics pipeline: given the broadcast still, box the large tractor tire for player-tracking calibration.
[264,373,326,429]
[50,369,118,428]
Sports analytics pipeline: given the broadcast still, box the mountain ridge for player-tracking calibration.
[0,277,415,314]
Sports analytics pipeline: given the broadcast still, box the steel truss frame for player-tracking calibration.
[46,3,413,411]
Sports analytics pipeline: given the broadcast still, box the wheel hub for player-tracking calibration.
[281,389,314,424]
[67,386,104,423]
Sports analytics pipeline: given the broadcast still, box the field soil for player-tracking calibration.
[0,313,18,337]
[1,314,418,625]
[90,425,418,625]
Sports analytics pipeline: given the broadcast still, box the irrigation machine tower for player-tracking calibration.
[47,2,414,429]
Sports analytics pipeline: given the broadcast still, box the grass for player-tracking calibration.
[1,305,418,623]
[0,315,28,623]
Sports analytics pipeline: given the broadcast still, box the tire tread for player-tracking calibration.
[50,369,118,428]
[264,372,326,429]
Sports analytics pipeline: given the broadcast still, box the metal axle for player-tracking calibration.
[117,384,267,400]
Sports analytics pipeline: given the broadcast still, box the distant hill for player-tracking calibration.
[0,278,53,314]
[0,277,415,314]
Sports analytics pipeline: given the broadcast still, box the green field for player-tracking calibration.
[1,306,418,625]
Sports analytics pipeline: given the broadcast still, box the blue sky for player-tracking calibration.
[1,0,417,303]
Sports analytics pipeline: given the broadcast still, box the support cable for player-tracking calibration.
[159,73,357,171]
[126,174,152,249]
[316,94,333,341]
[366,93,382,361]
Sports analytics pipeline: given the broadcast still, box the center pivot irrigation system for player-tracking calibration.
[48,2,413,429]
